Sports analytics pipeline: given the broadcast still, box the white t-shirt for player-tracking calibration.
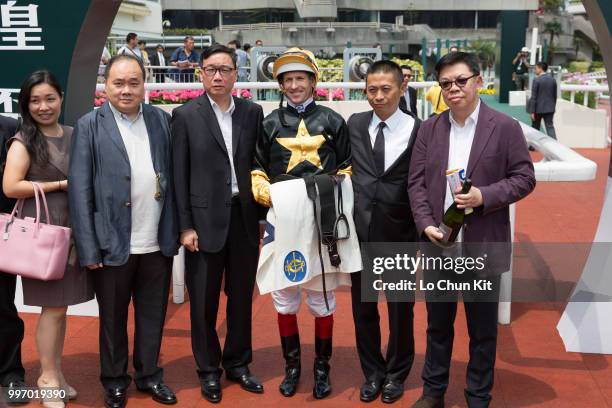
[109,103,162,254]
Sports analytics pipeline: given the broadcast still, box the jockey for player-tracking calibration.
[251,47,352,399]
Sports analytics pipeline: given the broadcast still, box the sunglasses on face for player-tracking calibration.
[439,73,478,91]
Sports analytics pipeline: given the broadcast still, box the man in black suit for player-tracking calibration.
[399,65,418,117]
[172,44,264,403]
[0,115,27,405]
[349,60,421,404]
[528,61,557,139]
[150,44,167,83]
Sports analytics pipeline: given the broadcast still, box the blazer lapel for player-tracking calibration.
[466,102,496,178]
[359,111,377,173]
[197,95,228,156]
[231,97,243,157]
[142,105,161,172]
[100,102,129,164]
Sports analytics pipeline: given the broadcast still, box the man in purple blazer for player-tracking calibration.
[408,52,536,408]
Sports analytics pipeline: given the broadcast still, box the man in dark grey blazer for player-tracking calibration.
[172,44,263,403]
[528,61,557,139]
[408,52,535,408]
[399,65,418,116]
[0,115,27,404]
[349,60,421,404]
[69,54,179,408]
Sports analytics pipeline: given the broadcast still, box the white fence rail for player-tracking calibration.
[95,81,608,112]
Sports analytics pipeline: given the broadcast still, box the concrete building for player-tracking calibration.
[111,0,163,37]
[160,0,538,55]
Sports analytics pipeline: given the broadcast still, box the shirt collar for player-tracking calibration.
[371,106,405,133]
[109,102,143,125]
[449,100,481,129]
[287,97,314,113]
[207,94,235,115]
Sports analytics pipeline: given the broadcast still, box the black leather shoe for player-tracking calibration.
[3,380,29,406]
[411,395,445,408]
[137,382,177,405]
[381,380,404,404]
[359,380,383,402]
[200,376,222,403]
[104,387,127,408]
[226,371,264,394]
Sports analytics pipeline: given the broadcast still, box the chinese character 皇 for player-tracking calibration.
[0,88,20,119]
[0,1,44,50]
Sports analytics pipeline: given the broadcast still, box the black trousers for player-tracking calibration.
[532,113,557,139]
[0,272,25,385]
[351,272,415,383]
[422,270,500,408]
[93,251,172,389]
[350,206,416,384]
[185,199,259,379]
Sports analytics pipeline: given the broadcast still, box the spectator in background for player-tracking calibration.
[150,44,167,83]
[138,40,150,66]
[228,40,249,82]
[425,79,448,117]
[512,47,530,91]
[98,46,112,83]
[170,36,200,82]
[528,61,557,139]
[449,45,459,53]
[3,70,95,407]
[399,65,418,116]
[117,32,143,62]
[243,43,252,80]
[255,39,263,47]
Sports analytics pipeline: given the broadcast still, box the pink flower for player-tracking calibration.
[331,89,344,101]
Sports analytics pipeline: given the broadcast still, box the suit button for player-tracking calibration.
[372,200,377,206]
[125,175,131,181]
[125,201,131,207]
[225,200,231,206]
[226,179,231,185]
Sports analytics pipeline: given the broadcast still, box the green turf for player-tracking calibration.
[480,94,532,125]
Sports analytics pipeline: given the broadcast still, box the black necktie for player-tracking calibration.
[373,122,386,175]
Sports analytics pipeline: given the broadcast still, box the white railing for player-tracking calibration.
[94,81,609,113]
[559,83,609,107]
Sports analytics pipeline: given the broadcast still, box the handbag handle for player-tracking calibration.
[5,182,52,237]
[30,182,51,226]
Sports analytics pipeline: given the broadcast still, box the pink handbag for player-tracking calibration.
[0,182,71,281]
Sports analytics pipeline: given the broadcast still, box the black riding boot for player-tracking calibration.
[313,336,332,399]
[279,333,301,397]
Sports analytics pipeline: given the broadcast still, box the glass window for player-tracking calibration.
[222,9,295,25]
[477,11,500,28]
[381,10,476,29]
[337,9,374,22]
[163,10,219,29]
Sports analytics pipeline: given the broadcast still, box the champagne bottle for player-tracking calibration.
[438,178,473,244]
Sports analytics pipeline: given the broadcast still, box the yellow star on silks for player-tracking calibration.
[276,119,326,173]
